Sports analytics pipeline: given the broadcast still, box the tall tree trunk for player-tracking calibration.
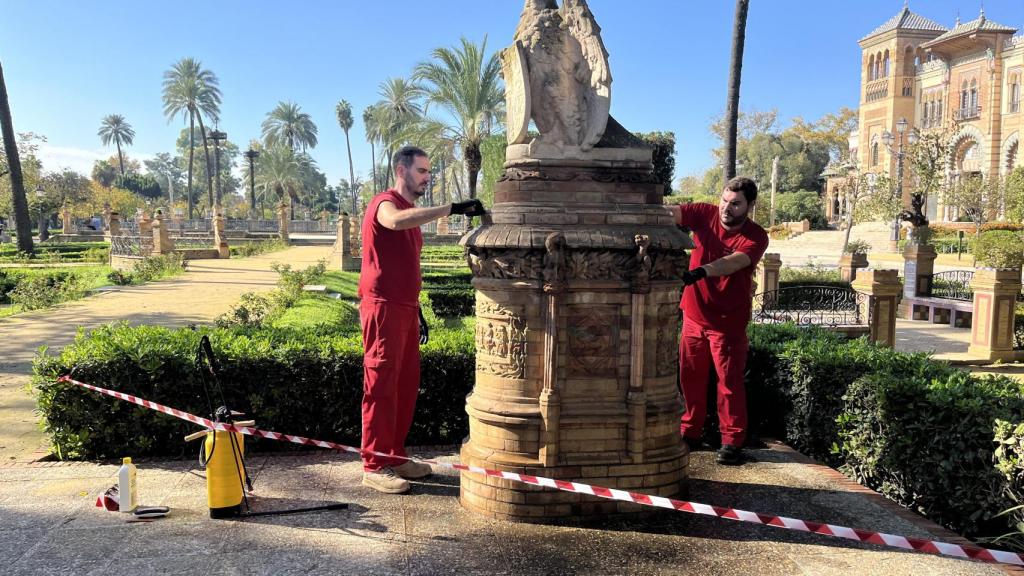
[0,61,33,254]
[439,155,447,206]
[369,140,377,193]
[37,212,50,242]
[116,140,125,177]
[195,112,215,210]
[344,129,357,214]
[723,0,750,184]
[187,113,195,219]
[465,143,482,200]
[384,148,394,189]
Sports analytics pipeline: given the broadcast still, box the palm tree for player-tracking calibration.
[255,145,301,215]
[363,105,382,192]
[97,114,135,177]
[335,100,357,214]
[414,36,503,200]
[262,101,318,152]
[0,60,32,253]
[723,0,750,183]
[374,78,426,188]
[161,57,222,218]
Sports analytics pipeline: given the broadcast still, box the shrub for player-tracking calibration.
[32,322,475,460]
[107,270,134,286]
[0,269,22,304]
[216,293,274,329]
[982,222,1024,233]
[766,224,790,241]
[271,260,327,307]
[779,265,843,285]
[230,238,288,258]
[842,239,871,255]
[838,372,1024,535]
[9,271,81,310]
[132,253,186,283]
[993,419,1024,548]
[775,190,827,229]
[974,230,1024,269]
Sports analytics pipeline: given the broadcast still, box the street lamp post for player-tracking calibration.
[243,148,260,221]
[34,185,49,242]
[882,117,919,251]
[208,129,227,215]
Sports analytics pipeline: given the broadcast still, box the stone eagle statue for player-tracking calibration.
[502,0,612,151]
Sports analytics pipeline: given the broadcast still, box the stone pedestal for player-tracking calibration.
[61,203,72,235]
[106,212,121,241]
[277,203,290,244]
[349,214,361,257]
[152,211,175,255]
[212,214,230,259]
[851,269,902,347]
[839,253,868,283]
[968,268,1022,362]
[756,253,782,295]
[333,216,361,271]
[902,242,937,299]
[102,203,112,232]
[138,213,154,256]
[438,216,450,235]
[459,150,692,522]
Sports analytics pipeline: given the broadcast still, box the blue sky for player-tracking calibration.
[1,1,1021,190]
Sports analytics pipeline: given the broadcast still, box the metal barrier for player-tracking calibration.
[752,285,868,327]
[110,234,153,257]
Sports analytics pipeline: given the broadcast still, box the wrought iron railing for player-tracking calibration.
[167,219,212,233]
[288,220,334,233]
[954,105,981,121]
[931,270,974,301]
[110,234,153,257]
[224,219,280,233]
[752,286,868,327]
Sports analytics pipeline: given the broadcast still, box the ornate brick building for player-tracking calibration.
[829,4,1022,223]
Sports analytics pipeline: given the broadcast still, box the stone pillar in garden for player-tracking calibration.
[61,202,73,235]
[838,251,868,283]
[902,241,937,299]
[349,214,361,256]
[212,213,230,259]
[458,0,692,522]
[968,268,1022,362]
[152,210,175,255]
[851,269,902,347]
[755,253,782,295]
[137,212,154,256]
[333,215,361,271]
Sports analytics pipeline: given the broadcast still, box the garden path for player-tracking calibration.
[0,246,333,463]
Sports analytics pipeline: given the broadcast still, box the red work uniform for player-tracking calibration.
[358,189,424,472]
[678,203,768,448]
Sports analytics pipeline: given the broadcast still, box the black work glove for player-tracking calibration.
[450,199,486,217]
[418,307,429,345]
[681,266,707,286]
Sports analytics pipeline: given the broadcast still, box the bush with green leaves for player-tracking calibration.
[842,239,871,255]
[271,260,327,307]
[106,270,133,286]
[837,372,1024,536]
[132,253,186,283]
[32,322,474,460]
[990,419,1024,550]
[8,271,81,310]
[779,264,843,286]
[230,238,288,258]
[775,190,828,229]
[974,230,1024,269]
[0,269,21,303]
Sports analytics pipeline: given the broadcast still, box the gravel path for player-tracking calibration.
[0,246,333,462]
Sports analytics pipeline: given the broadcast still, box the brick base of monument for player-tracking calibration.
[459,448,688,521]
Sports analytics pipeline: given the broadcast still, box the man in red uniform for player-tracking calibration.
[359,145,484,493]
[665,177,769,465]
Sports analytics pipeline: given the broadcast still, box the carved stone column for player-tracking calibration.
[459,148,692,521]
[349,214,361,257]
[968,268,1022,362]
[212,214,230,259]
[137,213,154,257]
[152,210,174,255]
[333,215,361,271]
[107,211,121,240]
[438,215,450,235]
[851,269,902,347]
[61,202,72,235]
[102,203,112,232]
[756,253,782,295]
[838,252,868,283]
[277,202,290,244]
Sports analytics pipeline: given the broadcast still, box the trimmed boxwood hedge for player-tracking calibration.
[33,322,473,460]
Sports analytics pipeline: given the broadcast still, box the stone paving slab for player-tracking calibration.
[0,445,1013,576]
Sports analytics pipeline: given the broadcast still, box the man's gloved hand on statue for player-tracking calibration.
[450,199,486,217]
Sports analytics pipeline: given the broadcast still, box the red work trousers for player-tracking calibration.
[678,318,749,447]
[360,301,420,472]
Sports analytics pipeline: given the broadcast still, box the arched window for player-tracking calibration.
[871,141,880,166]
[970,79,978,111]
[883,50,890,77]
[868,55,875,81]
[961,80,969,111]
[1011,74,1021,113]
[877,51,884,79]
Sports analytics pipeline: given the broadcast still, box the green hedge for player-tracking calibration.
[33,322,474,460]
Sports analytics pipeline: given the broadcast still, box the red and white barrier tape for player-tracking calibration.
[58,375,1024,567]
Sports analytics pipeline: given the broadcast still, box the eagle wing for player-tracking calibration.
[563,0,611,150]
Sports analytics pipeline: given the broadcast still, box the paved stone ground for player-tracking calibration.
[0,246,333,462]
[0,444,1012,576]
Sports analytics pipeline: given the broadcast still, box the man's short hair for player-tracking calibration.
[725,176,758,204]
[392,145,428,172]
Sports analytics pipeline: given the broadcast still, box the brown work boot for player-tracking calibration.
[362,468,410,494]
[394,460,432,479]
